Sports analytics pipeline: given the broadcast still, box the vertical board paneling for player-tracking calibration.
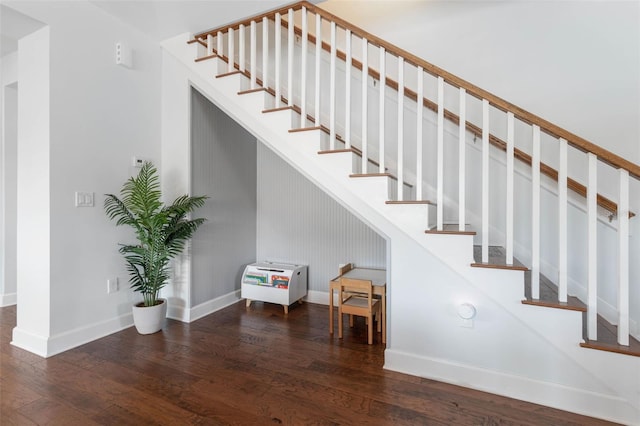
[257,144,386,292]
[191,89,257,306]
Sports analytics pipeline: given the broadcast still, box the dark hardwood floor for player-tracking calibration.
[1,302,616,425]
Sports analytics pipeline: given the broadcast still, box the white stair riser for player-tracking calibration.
[380,203,433,236]
[235,90,267,113]
[315,151,354,176]
[348,176,391,207]
[421,233,475,268]
[288,130,325,158]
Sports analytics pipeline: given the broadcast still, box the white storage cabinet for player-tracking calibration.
[241,262,308,314]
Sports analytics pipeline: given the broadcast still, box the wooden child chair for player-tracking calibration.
[338,278,381,345]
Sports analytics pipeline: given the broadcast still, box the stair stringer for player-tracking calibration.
[161,33,640,424]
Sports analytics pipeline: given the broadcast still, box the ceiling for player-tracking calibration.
[0,5,45,57]
[88,0,296,41]
[0,0,307,57]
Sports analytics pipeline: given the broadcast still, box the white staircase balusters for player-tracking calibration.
[314,13,321,125]
[344,29,352,148]
[274,13,281,107]
[228,27,234,73]
[217,31,223,74]
[361,37,368,174]
[250,21,256,89]
[378,47,386,173]
[329,21,337,149]
[506,112,514,263]
[558,138,568,302]
[300,7,308,127]
[531,125,541,300]
[618,168,630,346]
[481,99,489,263]
[437,77,444,229]
[207,34,213,56]
[397,57,405,201]
[262,17,268,90]
[416,67,424,201]
[239,24,246,73]
[587,152,598,340]
[287,9,294,108]
[458,88,466,232]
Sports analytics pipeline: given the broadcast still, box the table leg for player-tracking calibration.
[329,286,334,335]
[382,291,386,344]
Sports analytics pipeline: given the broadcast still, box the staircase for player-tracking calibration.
[160,1,640,423]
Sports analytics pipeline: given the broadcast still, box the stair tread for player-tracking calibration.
[425,224,476,235]
[471,245,528,270]
[385,200,434,205]
[262,105,295,114]
[290,126,323,133]
[238,87,267,95]
[523,270,586,311]
[216,70,243,78]
[195,53,217,62]
[581,315,640,357]
[318,148,355,154]
[509,249,640,357]
[581,337,640,357]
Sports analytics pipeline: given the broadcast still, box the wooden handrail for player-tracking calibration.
[194,0,640,181]
[193,1,304,39]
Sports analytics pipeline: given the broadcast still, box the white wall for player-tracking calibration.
[1,51,18,307]
[320,0,640,164]
[191,88,257,306]
[13,26,51,355]
[7,1,162,356]
[257,143,386,298]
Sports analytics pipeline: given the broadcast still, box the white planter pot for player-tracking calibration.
[132,299,167,334]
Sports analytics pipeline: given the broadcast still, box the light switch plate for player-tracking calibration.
[107,278,119,294]
[75,191,94,207]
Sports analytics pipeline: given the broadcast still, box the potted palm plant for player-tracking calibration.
[104,162,207,334]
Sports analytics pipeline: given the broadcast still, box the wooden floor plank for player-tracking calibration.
[0,303,616,425]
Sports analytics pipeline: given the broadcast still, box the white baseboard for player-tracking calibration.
[0,292,17,307]
[11,290,244,358]
[165,297,190,322]
[384,349,639,426]
[304,290,330,306]
[169,289,330,324]
[12,312,134,358]
[167,290,328,324]
[11,327,49,357]
[186,289,242,322]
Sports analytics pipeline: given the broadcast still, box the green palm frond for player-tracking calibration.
[105,162,207,307]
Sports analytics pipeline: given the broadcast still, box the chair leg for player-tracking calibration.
[377,311,381,332]
[338,312,343,339]
[367,314,373,345]
[349,314,354,328]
